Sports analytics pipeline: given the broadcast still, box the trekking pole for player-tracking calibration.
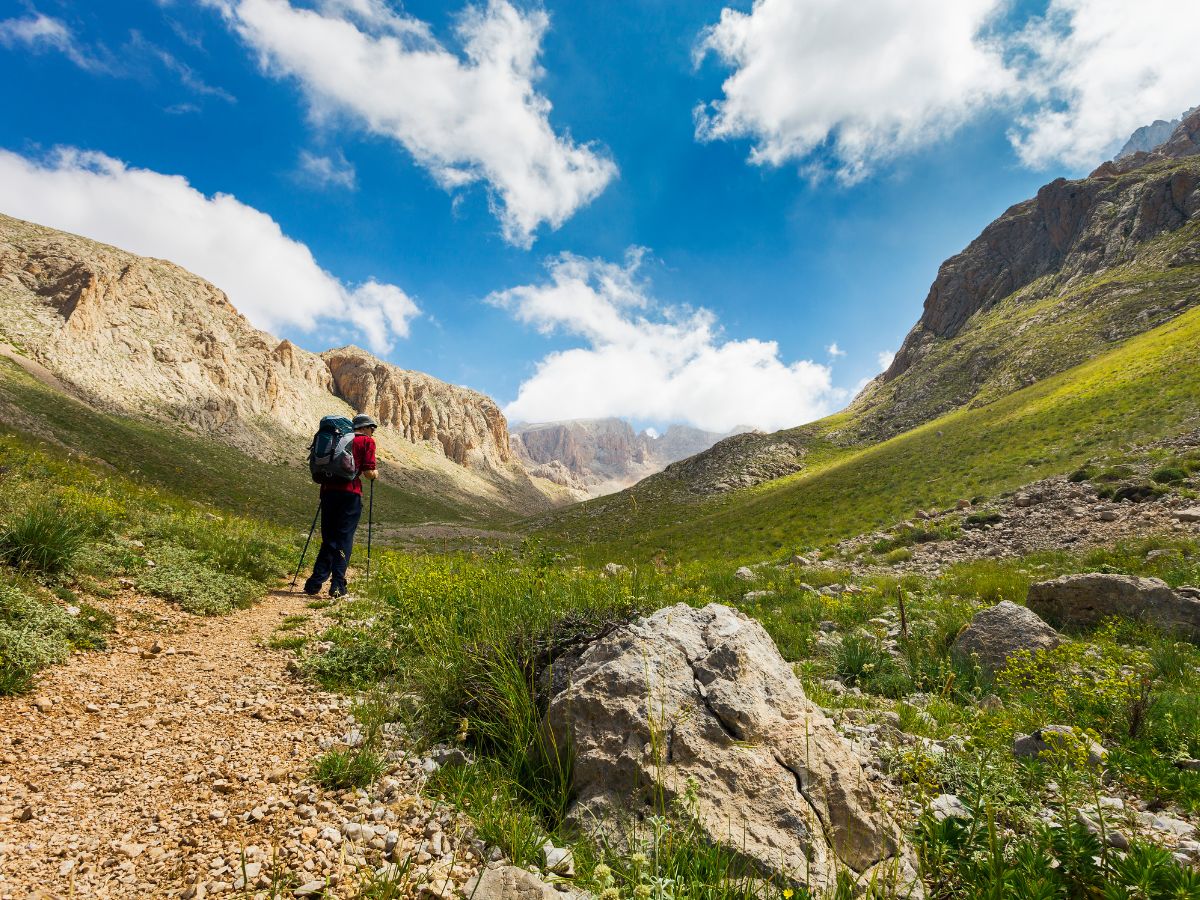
[365,479,374,586]
[290,498,322,592]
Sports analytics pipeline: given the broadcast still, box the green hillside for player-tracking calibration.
[0,356,485,531]
[536,301,1200,562]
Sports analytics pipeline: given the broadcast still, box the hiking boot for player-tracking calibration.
[303,580,322,596]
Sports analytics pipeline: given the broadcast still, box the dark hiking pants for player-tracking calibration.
[305,491,362,596]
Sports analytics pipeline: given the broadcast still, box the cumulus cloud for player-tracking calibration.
[490,250,843,433]
[827,342,845,358]
[1010,0,1200,168]
[0,11,108,71]
[297,150,357,190]
[218,0,616,247]
[877,350,896,371]
[696,0,1200,177]
[695,0,1015,182]
[0,147,418,353]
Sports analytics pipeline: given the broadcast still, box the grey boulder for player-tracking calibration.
[546,603,921,896]
[951,601,1062,676]
[465,866,564,900]
[1027,573,1200,638]
[1013,725,1107,768]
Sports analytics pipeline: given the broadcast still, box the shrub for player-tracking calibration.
[0,583,110,694]
[0,502,87,574]
[884,548,913,564]
[1093,465,1136,483]
[1152,466,1188,484]
[138,544,258,615]
[1111,482,1165,503]
[1068,466,1094,483]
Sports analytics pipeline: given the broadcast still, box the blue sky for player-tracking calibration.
[1,0,1197,431]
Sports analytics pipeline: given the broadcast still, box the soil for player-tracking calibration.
[0,586,478,899]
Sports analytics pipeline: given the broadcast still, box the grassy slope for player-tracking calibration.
[0,357,478,531]
[538,302,1200,562]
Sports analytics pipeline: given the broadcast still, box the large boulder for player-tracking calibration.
[546,604,921,896]
[951,601,1062,675]
[1027,574,1200,638]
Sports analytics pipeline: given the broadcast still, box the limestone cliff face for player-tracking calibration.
[322,346,511,470]
[0,213,552,511]
[850,108,1200,441]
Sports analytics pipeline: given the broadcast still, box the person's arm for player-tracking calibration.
[361,435,378,480]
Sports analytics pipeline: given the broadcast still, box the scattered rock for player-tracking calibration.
[1027,573,1200,639]
[547,603,920,894]
[601,563,627,577]
[929,795,971,821]
[1176,508,1200,523]
[541,840,574,876]
[733,566,758,582]
[951,601,1062,675]
[1013,726,1107,768]
[465,866,562,900]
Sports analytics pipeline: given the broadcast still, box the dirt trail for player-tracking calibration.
[0,587,468,899]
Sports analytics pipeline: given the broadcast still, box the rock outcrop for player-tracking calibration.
[951,601,1062,676]
[547,603,919,895]
[1027,573,1200,639]
[324,346,511,470]
[510,418,741,497]
[850,107,1200,441]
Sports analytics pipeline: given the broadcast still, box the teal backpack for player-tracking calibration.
[308,415,358,482]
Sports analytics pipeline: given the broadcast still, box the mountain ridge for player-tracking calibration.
[509,417,744,497]
[0,212,565,516]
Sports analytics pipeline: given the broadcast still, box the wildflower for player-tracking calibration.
[594,864,613,885]
[783,890,794,900]
[631,853,649,868]
[634,886,653,900]
[600,889,621,900]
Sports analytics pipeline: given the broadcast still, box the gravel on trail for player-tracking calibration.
[0,587,480,899]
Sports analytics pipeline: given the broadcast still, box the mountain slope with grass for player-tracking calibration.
[537,302,1200,562]
[0,212,570,517]
[534,117,1200,562]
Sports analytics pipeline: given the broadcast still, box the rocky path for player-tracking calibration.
[0,588,477,899]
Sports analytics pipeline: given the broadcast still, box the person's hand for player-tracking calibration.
[364,469,378,481]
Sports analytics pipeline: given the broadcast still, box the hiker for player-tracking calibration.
[304,414,378,597]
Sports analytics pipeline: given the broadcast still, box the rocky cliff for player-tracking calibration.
[0,213,559,513]
[850,107,1200,441]
[510,418,740,496]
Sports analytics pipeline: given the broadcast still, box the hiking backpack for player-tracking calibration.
[308,415,358,482]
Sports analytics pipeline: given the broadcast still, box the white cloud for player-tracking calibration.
[827,342,845,358]
[219,0,616,247]
[0,147,418,353]
[877,350,896,371]
[695,0,1200,177]
[297,150,357,190]
[490,250,843,433]
[695,0,1015,182]
[0,11,107,71]
[1009,0,1200,168]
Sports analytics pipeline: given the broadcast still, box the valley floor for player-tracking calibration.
[0,585,476,899]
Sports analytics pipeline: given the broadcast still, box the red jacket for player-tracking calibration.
[321,434,376,496]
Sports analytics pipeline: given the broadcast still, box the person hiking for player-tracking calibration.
[304,414,378,597]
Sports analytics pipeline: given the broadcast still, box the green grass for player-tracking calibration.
[0,580,112,694]
[289,535,1200,897]
[0,421,299,683]
[0,356,487,528]
[537,302,1200,563]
